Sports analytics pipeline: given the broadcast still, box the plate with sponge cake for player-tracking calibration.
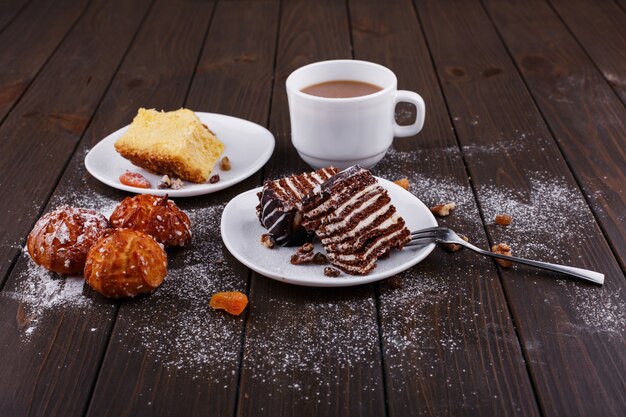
[85,108,275,197]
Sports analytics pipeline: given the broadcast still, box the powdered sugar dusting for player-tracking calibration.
[2,256,89,337]
[114,203,247,380]
[243,286,380,399]
[478,171,593,261]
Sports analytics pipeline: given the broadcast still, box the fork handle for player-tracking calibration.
[459,241,604,285]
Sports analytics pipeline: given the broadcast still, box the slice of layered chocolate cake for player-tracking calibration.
[302,166,410,275]
[257,167,338,246]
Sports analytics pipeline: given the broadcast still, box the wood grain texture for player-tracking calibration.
[349,0,540,415]
[0,0,29,31]
[481,0,626,270]
[415,0,626,416]
[547,0,626,104]
[0,0,152,290]
[235,1,385,416]
[85,1,279,417]
[0,0,154,416]
[0,0,89,123]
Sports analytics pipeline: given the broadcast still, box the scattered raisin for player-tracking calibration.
[209,291,248,316]
[495,213,512,226]
[324,267,341,277]
[209,174,220,184]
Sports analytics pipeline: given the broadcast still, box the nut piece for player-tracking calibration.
[209,174,220,184]
[158,175,185,190]
[324,267,341,277]
[220,156,231,171]
[298,242,314,253]
[291,251,315,265]
[394,178,410,190]
[443,234,469,252]
[491,243,513,267]
[430,202,456,217]
[260,234,275,249]
[312,252,329,265]
[495,213,512,226]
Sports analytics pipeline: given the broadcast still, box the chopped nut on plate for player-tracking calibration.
[291,251,315,265]
[260,233,275,249]
[495,213,512,226]
[491,243,513,267]
[220,156,231,171]
[430,202,456,217]
[298,242,314,253]
[209,174,220,184]
[324,267,341,277]
[393,178,410,190]
[158,175,184,190]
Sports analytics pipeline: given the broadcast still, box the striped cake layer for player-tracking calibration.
[302,166,410,275]
[257,167,337,246]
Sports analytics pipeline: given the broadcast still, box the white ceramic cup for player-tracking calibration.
[286,60,425,169]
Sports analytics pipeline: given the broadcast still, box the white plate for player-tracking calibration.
[85,112,275,197]
[221,178,438,287]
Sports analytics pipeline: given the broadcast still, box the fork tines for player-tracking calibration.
[406,226,441,247]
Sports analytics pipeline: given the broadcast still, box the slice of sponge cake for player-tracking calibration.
[114,108,224,183]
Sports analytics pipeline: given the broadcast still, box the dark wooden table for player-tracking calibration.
[1,0,625,416]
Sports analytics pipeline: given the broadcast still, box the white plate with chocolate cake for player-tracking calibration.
[221,167,438,287]
[85,110,275,197]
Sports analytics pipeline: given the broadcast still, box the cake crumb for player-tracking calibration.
[430,202,456,217]
[495,213,512,226]
[209,174,220,184]
[492,243,513,267]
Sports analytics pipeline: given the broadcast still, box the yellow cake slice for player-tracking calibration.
[114,108,224,183]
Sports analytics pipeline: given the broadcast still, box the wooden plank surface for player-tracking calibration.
[547,0,626,104]
[349,0,540,415]
[0,0,89,123]
[235,1,386,416]
[85,1,279,416]
[481,0,626,270]
[0,0,29,31]
[415,0,626,416]
[0,1,154,416]
[0,0,153,290]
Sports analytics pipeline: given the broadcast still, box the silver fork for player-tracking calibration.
[407,226,604,285]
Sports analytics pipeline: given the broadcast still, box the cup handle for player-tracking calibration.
[393,90,425,137]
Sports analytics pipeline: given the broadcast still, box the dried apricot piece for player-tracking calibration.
[210,291,248,315]
[119,171,151,189]
[394,178,410,190]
